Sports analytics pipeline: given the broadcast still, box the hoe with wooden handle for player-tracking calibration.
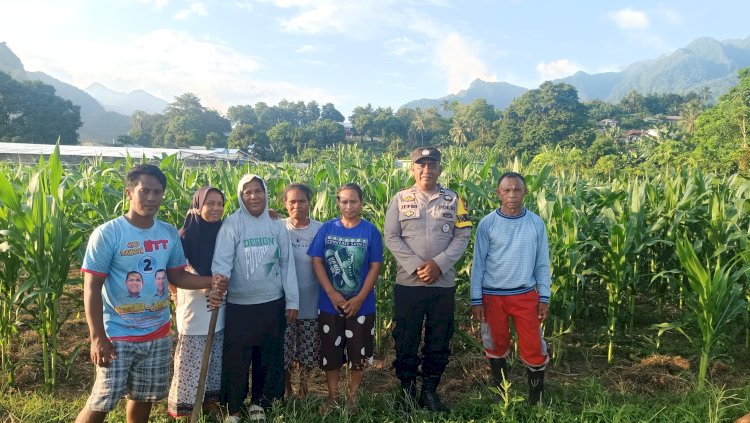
[190,283,222,423]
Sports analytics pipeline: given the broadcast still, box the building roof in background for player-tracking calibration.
[0,143,249,162]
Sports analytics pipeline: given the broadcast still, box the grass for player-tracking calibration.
[1,297,749,423]
[1,373,748,422]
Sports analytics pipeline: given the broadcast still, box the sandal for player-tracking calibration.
[248,404,266,421]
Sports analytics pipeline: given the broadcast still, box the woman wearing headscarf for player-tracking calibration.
[167,187,226,418]
[212,174,299,422]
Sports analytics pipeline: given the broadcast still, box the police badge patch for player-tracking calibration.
[442,223,450,233]
[404,210,415,217]
[403,195,415,202]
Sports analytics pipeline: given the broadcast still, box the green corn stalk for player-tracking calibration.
[675,237,747,390]
[594,179,664,363]
[3,145,750,389]
[0,165,25,387]
[0,146,83,391]
[536,179,590,363]
[646,170,708,312]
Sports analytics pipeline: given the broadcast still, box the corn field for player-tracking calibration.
[0,145,748,392]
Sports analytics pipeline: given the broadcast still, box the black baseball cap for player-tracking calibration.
[411,147,441,163]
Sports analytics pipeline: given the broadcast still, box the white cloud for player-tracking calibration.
[2,1,81,25]
[271,0,397,36]
[10,28,339,113]
[607,8,650,30]
[137,0,171,11]
[277,1,344,34]
[174,2,208,20]
[384,37,422,57]
[295,45,319,53]
[594,64,624,74]
[435,32,497,94]
[536,59,583,81]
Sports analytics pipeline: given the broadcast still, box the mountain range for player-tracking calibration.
[2,35,750,143]
[0,42,167,143]
[84,83,167,116]
[401,35,750,112]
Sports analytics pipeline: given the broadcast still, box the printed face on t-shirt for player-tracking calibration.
[154,270,166,295]
[125,271,144,298]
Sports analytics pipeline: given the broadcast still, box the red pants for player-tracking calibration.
[483,291,548,367]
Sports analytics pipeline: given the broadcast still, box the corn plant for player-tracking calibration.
[676,237,747,390]
[646,170,709,311]
[593,180,661,363]
[4,145,750,393]
[536,179,591,363]
[0,146,84,390]
[0,165,25,387]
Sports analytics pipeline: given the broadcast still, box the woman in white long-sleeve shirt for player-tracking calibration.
[168,186,226,418]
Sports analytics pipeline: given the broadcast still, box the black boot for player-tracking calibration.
[489,358,509,399]
[527,367,545,406]
[419,375,450,413]
[489,358,509,387]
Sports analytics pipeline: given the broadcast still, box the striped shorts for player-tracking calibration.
[85,335,172,412]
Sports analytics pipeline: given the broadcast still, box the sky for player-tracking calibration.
[2,1,749,119]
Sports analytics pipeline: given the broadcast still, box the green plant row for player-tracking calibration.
[0,145,748,391]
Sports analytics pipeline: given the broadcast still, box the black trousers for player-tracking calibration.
[221,298,286,413]
[392,285,455,382]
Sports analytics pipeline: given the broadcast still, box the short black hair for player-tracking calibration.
[498,172,526,187]
[337,183,363,201]
[126,164,167,190]
[126,271,143,281]
[283,183,313,202]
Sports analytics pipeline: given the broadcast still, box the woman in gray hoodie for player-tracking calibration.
[212,174,298,422]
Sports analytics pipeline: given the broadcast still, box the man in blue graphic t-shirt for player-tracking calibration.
[75,164,226,423]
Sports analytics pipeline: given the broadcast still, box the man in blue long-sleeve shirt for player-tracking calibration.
[470,171,550,406]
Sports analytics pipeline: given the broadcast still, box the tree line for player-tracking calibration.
[2,68,750,173]
[0,72,81,144]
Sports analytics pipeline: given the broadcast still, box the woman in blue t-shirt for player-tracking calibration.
[307,183,383,415]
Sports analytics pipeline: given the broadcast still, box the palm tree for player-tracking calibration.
[412,108,426,146]
[131,110,146,132]
[680,99,703,136]
[449,121,468,145]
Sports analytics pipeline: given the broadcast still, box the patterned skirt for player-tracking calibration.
[167,330,224,417]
